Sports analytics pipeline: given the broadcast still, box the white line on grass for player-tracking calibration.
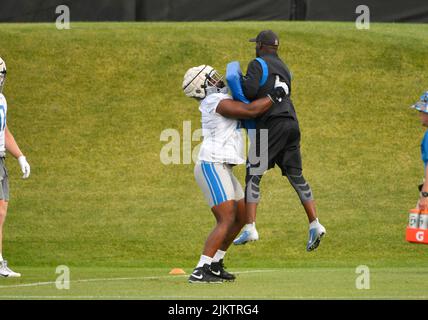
[0,269,279,289]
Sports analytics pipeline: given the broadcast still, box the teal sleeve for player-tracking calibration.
[421,130,428,167]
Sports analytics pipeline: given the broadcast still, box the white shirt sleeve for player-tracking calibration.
[200,93,232,114]
[0,93,6,105]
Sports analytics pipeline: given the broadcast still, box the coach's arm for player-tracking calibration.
[241,60,262,101]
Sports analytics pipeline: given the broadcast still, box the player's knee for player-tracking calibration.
[214,201,236,225]
[223,212,235,226]
[283,166,301,177]
[217,217,235,232]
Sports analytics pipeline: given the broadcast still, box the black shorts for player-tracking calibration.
[247,118,302,176]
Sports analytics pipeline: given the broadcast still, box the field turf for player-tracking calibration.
[0,21,427,299]
[0,267,427,299]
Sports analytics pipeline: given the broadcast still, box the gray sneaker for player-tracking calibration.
[0,260,21,278]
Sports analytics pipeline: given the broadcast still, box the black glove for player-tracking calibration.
[267,86,286,104]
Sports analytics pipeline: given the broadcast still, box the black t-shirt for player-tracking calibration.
[242,52,298,125]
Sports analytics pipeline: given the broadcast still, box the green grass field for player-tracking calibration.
[0,21,427,299]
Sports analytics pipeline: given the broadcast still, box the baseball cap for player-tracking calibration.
[249,30,279,46]
[410,91,428,113]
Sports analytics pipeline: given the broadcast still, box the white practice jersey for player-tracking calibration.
[0,94,7,153]
[198,92,245,164]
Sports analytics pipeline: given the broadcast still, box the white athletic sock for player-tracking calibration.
[213,250,226,263]
[196,255,213,268]
[0,253,3,262]
[309,218,320,229]
[244,222,255,231]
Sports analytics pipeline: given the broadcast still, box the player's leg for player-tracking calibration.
[243,127,258,226]
[203,200,236,258]
[279,121,326,251]
[203,199,239,281]
[243,128,259,228]
[210,169,248,280]
[233,172,262,245]
[200,163,239,256]
[234,126,269,245]
[190,162,238,283]
[283,166,326,251]
[0,201,7,261]
[0,166,20,278]
[220,199,246,250]
[210,199,245,282]
[221,169,248,248]
[235,122,285,245]
[244,172,260,225]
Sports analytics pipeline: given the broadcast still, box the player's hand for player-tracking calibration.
[18,155,30,179]
[274,75,289,98]
[419,196,428,210]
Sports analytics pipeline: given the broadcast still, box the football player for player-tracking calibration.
[0,57,31,278]
[182,64,287,283]
[411,91,428,209]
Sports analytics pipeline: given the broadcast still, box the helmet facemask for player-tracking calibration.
[204,69,228,96]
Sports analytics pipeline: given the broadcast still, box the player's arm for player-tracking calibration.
[217,76,288,119]
[241,60,262,100]
[5,126,23,158]
[5,126,30,179]
[216,97,273,119]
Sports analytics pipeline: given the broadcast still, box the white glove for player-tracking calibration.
[18,156,30,179]
[274,75,289,102]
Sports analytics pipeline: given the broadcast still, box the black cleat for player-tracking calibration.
[188,264,223,283]
[210,259,236,282]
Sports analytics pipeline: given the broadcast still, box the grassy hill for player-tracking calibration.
[0,21,427,271]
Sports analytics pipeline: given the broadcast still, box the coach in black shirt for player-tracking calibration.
[234,30,326,251]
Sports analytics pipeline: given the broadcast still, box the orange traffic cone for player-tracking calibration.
[169,268,186,275]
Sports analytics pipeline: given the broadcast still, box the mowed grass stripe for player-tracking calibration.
[0,267,426,299]
[0,269,280,289]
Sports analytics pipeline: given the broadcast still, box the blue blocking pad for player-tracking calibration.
[226,61,255,129]
[226,61,250,103]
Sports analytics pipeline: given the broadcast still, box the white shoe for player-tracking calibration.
[306,222,326,252]
[0,260,21,278]
[233,226,259,245]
